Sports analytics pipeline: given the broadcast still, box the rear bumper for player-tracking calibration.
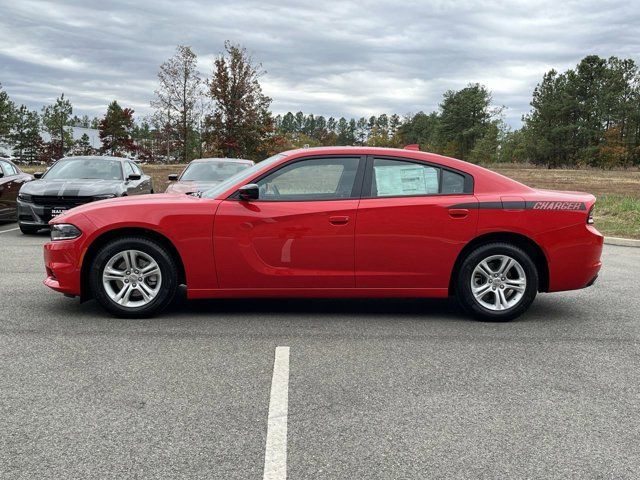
[43,238,83,296]
[541,224,604,292]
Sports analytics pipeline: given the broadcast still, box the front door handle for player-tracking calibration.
[329,215,350,225]
[449,208,469,219]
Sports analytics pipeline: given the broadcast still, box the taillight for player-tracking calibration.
[587,205,595,225]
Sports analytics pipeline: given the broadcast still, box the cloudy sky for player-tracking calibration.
[1,0,639,127]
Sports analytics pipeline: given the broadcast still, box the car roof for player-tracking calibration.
[0,157,17,165]
[190,157,253,164]
[59,155,133,163]
[281,146,478,170]
[278,146,533,195]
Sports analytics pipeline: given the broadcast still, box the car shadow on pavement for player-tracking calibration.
[168,290,465,320]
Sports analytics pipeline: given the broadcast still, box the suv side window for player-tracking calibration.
[256,157,362,201]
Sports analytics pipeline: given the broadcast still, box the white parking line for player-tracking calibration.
[263,346,290,480]
[0,227,19,234]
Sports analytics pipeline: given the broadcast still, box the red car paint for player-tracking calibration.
[43,147,603,301]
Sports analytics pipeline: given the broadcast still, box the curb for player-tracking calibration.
[604,237,640,248]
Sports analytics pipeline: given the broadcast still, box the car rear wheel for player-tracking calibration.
[456,243,538,322]
[90,237,178,318]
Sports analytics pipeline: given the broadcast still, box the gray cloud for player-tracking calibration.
[1,0,639,127]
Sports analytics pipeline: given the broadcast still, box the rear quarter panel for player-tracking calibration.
[474,192,603,292]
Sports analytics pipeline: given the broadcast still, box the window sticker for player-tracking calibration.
[374,165,438,196]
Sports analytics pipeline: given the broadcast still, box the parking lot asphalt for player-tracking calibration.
[1,222,639,479]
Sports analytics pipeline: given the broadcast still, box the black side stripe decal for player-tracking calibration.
[449,201,587,211]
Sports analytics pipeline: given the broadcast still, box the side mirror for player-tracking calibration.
[238,183,259,201]
[34,172,43,179]
[0,171,4,178]
[128,173,142,181]
[168,174,179,181]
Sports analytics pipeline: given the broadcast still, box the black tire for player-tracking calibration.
[19,224,40,235]
[456,242,538,322]
[90,237,178,318]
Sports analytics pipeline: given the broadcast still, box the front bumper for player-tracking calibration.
[17,199,52,228]
[43,234,85,296]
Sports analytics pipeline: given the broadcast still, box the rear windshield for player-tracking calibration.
[181,161,251,182]
[43,158,123,181]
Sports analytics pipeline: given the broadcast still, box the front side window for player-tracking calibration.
[371,158,439,197]
[124,162,135,177]
[130,162,142,175]
[43,158,124,181]
[256,157,361,201]
[201,153,287,199]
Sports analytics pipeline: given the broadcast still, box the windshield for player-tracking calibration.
[43,158,123,181]
[201,153,287,198]
[181,161,251,182]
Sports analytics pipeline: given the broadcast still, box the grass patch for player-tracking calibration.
[593,195,640,239]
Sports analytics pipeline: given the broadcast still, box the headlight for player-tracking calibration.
[50,224,82,241]
[18,193,33,202]
[93,194,117,201]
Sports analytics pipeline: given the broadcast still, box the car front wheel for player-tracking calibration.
[456,243,538,322]
[90,237,178,318]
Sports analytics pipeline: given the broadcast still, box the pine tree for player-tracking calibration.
[42,93,73,160]
[9,105,41,162]
[99,101,136,156]
[0,83,16,143]
[72,133,96,156]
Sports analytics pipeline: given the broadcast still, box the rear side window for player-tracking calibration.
[368,158,471,197]
[442,169,465,194]
[372,158,439,197]
[1,161,17,176]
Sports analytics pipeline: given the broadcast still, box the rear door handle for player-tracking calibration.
[449,208,469,219]
[329,215,350,225]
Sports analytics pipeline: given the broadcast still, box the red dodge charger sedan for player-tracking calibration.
[43,147,603,321]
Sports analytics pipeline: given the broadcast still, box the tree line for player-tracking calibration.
[0,47,639,168]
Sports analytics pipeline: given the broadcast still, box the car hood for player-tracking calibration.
[165,180,220,194]
[20,179,124,197]
[50,193,205,223]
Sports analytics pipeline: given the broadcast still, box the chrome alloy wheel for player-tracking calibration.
[102,250,162,308]
[470,254,527,311]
